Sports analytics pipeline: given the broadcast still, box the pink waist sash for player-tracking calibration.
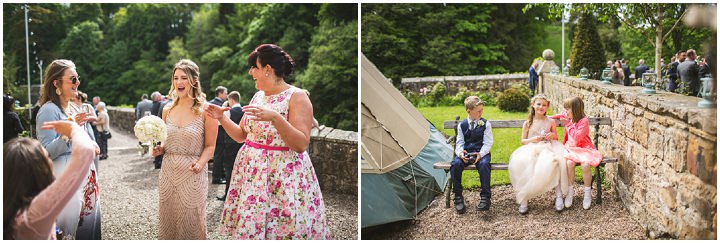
[245,140,290,151]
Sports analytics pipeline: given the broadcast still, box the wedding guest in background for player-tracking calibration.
[216,91,244,201]
[4,94,24,143]
[93,103,110,160]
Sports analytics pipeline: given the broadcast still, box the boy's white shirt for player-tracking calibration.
[455,116,493,158]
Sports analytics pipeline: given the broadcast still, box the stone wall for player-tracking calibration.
[540,73,716,239]
[107,107,136,134]
[401,74,527,95]
[309,126,358,195]
[106,107,358,195]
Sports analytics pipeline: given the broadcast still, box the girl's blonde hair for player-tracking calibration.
[167,59,206,115]
[526,94,549,129]
[563,96,585,124]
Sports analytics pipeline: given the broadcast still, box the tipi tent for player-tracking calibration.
[361,54,453,228]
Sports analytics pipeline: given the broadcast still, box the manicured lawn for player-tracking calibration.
[418,105,588,190]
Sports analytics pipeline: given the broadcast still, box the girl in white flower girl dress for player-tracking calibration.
[508,94,569,214]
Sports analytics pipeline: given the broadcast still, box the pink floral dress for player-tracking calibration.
[219,86,331,240]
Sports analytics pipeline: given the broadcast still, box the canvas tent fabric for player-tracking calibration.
[361,54,453,228]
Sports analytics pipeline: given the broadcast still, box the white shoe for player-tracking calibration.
[519,201,528,214]
[583,190,592,209]
[564,190,573,208]
[554,197,564,211]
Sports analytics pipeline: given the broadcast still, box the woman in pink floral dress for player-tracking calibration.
[205,44,331,240]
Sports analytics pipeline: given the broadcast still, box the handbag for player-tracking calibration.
[102,131,112,139]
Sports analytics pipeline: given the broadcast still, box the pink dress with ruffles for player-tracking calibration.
[563,116,603,167]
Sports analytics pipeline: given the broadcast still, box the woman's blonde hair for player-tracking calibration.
[526,94,549,129]
[38,59,75,109]
[167,59,206,114]
[563,96,585,124]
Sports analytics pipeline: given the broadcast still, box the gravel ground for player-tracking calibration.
[100,128,357,240]
[362,185,647,240]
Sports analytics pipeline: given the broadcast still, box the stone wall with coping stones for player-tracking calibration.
[401,74,528,95]
[540,73,716,240]
[107,107,358,196]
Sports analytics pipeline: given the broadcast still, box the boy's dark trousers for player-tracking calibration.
[449,153,492,198]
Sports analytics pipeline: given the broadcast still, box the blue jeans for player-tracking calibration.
[449,153,491,198]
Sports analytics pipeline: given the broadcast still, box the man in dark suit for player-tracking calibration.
[621,59,632,86]
[678,49,701,96]
[149,92,165,169]
[210,86,228,184]
[635,59,649,83]
[669,51,686,92]
[217,91,244,201]
[528,61,539,96]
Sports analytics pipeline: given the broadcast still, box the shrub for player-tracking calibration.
[497,87,530,112]
[427,82,447,105]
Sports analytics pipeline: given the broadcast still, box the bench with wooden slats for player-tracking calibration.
[434,116,618,208]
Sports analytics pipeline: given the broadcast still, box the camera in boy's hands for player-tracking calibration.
[466,152,478,164]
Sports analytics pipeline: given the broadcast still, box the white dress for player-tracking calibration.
[508,117,568,204]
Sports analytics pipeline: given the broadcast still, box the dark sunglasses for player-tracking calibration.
[66,76,80,84]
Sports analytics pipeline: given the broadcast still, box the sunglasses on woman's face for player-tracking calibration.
[66,76,80,84]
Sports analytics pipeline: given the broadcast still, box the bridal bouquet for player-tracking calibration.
[134,115,167,146]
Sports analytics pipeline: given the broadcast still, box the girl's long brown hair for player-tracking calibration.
[3,138,55,239]
[563,96,586,124]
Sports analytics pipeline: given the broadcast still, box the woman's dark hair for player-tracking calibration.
[4,94,14,112]
[3,138,55,240]
[247,44,295,80]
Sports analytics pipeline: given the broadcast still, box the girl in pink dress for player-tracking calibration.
[4,121,95,240]
[554,97,603,210]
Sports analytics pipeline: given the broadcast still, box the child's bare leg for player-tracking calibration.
[581,163,592,187]
[565,160,576,207]
[581,162,593,209]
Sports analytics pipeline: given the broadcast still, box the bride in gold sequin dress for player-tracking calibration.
[151,59,218,239]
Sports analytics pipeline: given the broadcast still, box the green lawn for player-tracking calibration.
[418,105,588,190]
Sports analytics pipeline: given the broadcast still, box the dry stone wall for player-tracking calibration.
[401,74,527,95]
[540,74,716,239]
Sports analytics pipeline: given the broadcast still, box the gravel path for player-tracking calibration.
[100,127,357,240]
[362,185,647,240]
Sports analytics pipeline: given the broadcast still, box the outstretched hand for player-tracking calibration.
[41,120,78,138]
[204,104,230,120]
[243,105,279,122]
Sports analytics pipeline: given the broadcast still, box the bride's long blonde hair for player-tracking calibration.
[167,59,206,115]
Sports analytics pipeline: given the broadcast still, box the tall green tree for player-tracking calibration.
[296,3,358,131]
[59,21,104,92]
[569,12,605,76]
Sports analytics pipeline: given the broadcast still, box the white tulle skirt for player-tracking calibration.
[508,141,568,204]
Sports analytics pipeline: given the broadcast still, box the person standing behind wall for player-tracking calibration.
[678,49,701,96]
[210,86,228,184]
[216,91,244,201]
[621,59,632,86]
[528,61,539,96]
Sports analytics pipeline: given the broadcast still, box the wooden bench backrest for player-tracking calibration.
[443,117,612,130]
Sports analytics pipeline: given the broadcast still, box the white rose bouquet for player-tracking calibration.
[134,115,167,147]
